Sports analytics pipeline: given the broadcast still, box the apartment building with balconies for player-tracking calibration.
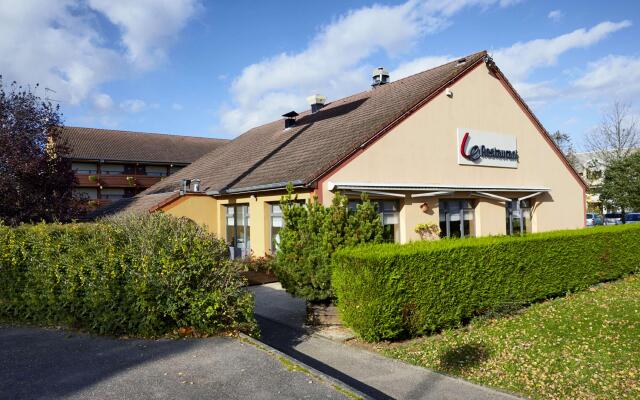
[60,127,228,208]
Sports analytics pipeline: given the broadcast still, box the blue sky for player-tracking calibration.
[2,0,639,149]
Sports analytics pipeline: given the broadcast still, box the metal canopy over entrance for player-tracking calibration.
[330,182,551,239]
[329,182,550,200]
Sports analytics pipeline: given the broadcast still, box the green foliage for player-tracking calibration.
[234,254,276,274]
[0,77,77,225]
[381,276,640,400]
[333,224,640,341]
[0,213,257,337]
[599,152,640,214]
[414,222,441,240]
[275,185,384,302]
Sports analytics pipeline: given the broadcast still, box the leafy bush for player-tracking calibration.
[275,187,384,302]
[414,222,441,240]
[235,255,276,274]
[0,213,257,337]
[333,224,640,341]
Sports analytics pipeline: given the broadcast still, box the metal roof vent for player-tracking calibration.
[372,67,390,87]
[282,111,298,129]
[191,179,201,192]
[307,94,326,113]
[181,178,201,193]
[181,178,191,193]
[456,57,467,66]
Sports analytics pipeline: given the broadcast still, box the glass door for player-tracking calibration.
[226,205,250,259]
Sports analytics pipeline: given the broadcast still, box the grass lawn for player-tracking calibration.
[367,275,640,400]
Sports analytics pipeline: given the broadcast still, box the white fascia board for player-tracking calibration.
[329,182,550,193]
[347,189,406,198]
[518,191,544,201]
[473,192,511,202]
[411,191,454,198]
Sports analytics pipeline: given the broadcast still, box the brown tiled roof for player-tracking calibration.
[60,127,229,164]
[89,191,179,219]
[98,50,488,216]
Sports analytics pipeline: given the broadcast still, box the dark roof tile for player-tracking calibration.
[101,51,488,215]
[60,127,229,164]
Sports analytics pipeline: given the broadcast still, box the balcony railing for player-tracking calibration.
[75,173,163,188]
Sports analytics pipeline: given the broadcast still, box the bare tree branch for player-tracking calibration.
[585,101,639,165]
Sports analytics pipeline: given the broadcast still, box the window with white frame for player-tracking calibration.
[72,162,97,174]
[506,199,531,235]
[439,199,475,238]
[100,164,125,175]
[146,165,168,177]
[101,188,125,200]
[269,203,284,253]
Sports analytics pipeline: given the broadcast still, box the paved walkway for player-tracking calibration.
[249,283,522,400]
[0,325,357,400]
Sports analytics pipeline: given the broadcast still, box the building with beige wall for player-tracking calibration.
[96,50,586,257]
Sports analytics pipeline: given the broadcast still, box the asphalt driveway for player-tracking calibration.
[0,325,356,400]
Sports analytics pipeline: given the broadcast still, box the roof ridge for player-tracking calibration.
[310,50,488,113]
[236,50,488,134]
[64,126,228,141]
[217,50,488,193]
[104,50,491,211]
[389,50,487,85]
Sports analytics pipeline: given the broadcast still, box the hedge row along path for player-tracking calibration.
[333,224,640,341]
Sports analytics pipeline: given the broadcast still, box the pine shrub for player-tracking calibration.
[275,188,384,302]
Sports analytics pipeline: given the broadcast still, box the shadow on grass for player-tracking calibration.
[439,342,490,374]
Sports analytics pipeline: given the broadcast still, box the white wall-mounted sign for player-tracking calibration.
[457,128,519,169]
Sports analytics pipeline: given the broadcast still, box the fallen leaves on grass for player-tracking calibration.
[375,276,640,400]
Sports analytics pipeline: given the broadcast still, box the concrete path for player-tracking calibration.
[0,325,358,400]
[249,283,522,400]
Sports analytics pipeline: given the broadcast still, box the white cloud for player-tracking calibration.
[392,55,454,80]
[87,0,199,70]
[493,20,631,82]
[0,0,198,104]
[93,93,114,111]
[514,81,558,102]
[572,55,640,100]
[220,0,520,134]
[0,1,120,104]
[482,20,632,106]
[547,10,563,21]
[120,99,147,113]
[387,19,630,107]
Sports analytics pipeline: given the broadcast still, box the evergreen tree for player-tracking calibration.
[599,152,640,220]
[275,184,384,302]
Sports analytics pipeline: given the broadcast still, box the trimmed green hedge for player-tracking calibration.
[333,225,640,341]
[0,213,257,337]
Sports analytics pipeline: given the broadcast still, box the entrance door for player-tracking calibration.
[226,205,250,259]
